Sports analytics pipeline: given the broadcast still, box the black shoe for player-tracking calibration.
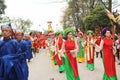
[50,78,54,80]
[118,63,120,65]
[54,63,57,65]
[28,60,31,62]
[59,71,63,73]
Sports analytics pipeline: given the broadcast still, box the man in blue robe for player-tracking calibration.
[24,34,33,62]
[15,30,29,80]
[0,24,24,80]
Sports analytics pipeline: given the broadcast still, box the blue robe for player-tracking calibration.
[0,38,24,80]
[0,38,18,57]
[17,40,29,80]
[25,40,33,60]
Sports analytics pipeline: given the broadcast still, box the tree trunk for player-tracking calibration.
[108,0,112,12]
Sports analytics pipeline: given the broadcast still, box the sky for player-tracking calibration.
[112,0,120,12]
[5,0,68,32]
[4,0,120,32]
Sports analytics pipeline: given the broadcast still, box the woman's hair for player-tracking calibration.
[64,28,75,37]
[63,32,71,40]
[86,30,93,35]
[101,27,112,36]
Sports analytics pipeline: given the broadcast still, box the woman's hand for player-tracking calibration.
[70,50,75,53]
[70,50,76,58]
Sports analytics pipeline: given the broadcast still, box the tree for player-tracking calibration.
[62,0,115,32]
[62,0,102,31]
[62,7,75,29]
[13,18,33,33]
[84,5,112,31]
[0,16,33,33]
[100,0,112,11]
[0,0,6,15]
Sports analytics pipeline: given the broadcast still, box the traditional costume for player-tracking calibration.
[0,24,25,80]
[95,34,102,58]
[63,28,80,80]
[85,30,95,71]
[47,32,56,66]
[115,37,120,65]
[97,27,118,80]
[77,31,85,63]
[15,30,29,80]
[54,31,65,73]
[24,34,33,62]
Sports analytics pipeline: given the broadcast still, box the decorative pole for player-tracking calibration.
[47,21,53,33]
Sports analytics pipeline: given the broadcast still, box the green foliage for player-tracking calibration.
[0,0,6,14]
[62,0,113,31]
[84,5,112,30]
[62,0,102,30]
[0,16,33,33]
[14,18,33,33]
[62,7,75,29]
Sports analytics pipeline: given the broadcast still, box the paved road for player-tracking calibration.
[28,48,120,80]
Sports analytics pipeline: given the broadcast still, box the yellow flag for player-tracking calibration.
[105,9,116,22]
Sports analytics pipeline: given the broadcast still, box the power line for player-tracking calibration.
[36,0,66,4]
[112,3,120,9]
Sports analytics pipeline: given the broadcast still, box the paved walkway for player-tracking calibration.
[28,48,120,80]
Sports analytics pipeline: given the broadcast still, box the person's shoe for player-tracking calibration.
[118,63,120,65]
[90,68,94,71]
[59,71,64,73]
[28,60,31,62]
[50,78,54,80]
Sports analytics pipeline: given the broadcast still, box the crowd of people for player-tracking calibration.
[0,23,119,80]
[0,24,32,80]
[46,27,119,80]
